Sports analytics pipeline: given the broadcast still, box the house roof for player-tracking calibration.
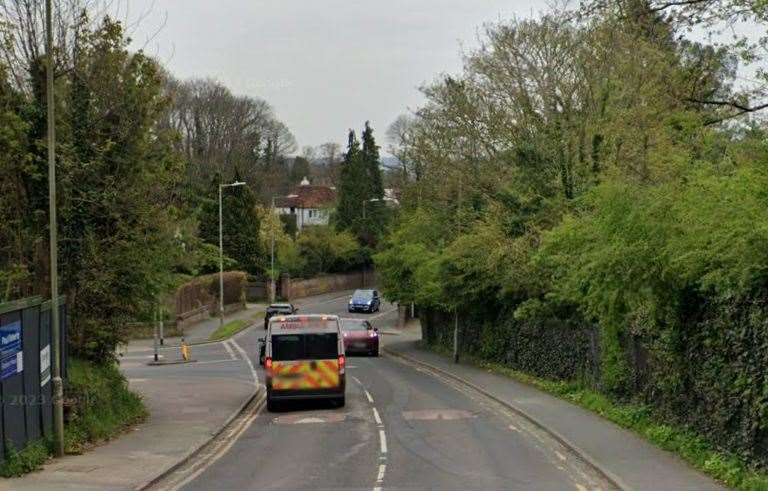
[275,182,336,209]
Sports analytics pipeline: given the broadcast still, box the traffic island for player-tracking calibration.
[146,358,198,366]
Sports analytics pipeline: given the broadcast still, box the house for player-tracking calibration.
[274,178,336,232]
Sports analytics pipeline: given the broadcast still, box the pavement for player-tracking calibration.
[129,302,268,349]
[3,290,727,490]
[384,325,725,491]
[2,306,263,491]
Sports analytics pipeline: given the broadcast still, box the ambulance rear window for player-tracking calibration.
[272,333,338,361]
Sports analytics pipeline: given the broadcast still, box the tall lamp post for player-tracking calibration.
[361,198,381,288]
[219,181,246,328]
[45,0,64,458]
[270,196,276,303]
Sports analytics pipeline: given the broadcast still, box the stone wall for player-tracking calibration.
[281,270,376,300]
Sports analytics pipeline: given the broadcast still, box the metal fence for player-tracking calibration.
[0,296,67,460]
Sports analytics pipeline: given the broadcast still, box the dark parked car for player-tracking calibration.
[264,303,297,330]
[348,289,381,313]
[342,318,379,356]
[261,303,297,365]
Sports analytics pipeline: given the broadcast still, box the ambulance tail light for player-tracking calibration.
[338,354,346,374]
[265,357,273,371]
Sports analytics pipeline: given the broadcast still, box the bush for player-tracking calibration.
[538,164,768,464]
[64,358,147,454]
[295,227,365,277]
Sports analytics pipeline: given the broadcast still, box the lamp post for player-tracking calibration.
[270,195,276,303]
[45,0,64,458]
[219,181,246,328]
[361,198,381,288]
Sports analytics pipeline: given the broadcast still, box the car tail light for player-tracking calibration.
[338,354,345,374]
[369,331,378,338]
[265,357,273,371]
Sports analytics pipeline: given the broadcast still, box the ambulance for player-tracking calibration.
[263,314,346,411]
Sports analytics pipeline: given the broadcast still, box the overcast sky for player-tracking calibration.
[125,0,550,153]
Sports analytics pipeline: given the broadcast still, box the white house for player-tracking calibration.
[274,178,336,232]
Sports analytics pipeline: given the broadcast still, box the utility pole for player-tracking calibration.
[218,181,245,328]
[46,0,64,458]
[153,304,159,363]
[270,196,276,303]
[453,175,462,364]
[361,198,380,289]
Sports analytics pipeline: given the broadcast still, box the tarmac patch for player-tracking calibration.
[273,413,348,425]
[401,409,475,421]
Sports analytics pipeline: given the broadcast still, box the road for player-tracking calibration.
[171,293,613,491]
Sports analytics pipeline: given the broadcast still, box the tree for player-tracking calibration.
[290,156,311,184]
[360,121,386,245]
[335,130,365,232]
[199,172,262,276]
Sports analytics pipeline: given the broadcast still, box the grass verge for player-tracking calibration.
[0,439,50,477]
[423,342,768,490]
[207,311,263,342]
[64,358,147,455]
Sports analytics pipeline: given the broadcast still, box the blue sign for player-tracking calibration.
[1,352,21,380]
[0,321,22,380]
[0,321,21,358]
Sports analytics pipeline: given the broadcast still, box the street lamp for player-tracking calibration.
[270,196,276,303]
[361,198,381,288]
[45,0,64,458]
[219,181,246,328]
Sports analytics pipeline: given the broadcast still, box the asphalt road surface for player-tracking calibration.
[178,293,613,491]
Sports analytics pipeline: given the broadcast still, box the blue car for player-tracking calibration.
[348,289,381,313]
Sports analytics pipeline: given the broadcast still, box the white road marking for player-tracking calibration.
[376,464,386,482]
[379,429,387,454]
[223,340,237,360]
[230,338,259,386]
[163,405,261,491]
[355,375,389,490]
[556,451,567,462]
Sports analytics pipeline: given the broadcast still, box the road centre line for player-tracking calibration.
[379,429,388,454]
[230,338,259,386]
[365,390,374,403]
[376,464,386,482]
[372,407,382,425]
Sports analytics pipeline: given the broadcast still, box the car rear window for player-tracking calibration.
[272,333,338,361]
[344,320,369,331]
[271,318,338,330]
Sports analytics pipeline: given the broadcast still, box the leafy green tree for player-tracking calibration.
[335,130,365,232]
[336,124,387,246]
[289,156,311,184]
[360,121,386,244]
[199,171,262,276]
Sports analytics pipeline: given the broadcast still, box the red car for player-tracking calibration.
[342,318,379,356]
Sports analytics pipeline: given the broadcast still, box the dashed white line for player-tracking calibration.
[378,429,388,454]
[372,407,382,425]
[364,390,374,403]
[376,464,386,482]
[223,340,237,360]
[230,338,259,386]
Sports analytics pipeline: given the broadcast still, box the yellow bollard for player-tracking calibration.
[181,342,190,362]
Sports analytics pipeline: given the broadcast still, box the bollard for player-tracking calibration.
[181,342,190,362]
